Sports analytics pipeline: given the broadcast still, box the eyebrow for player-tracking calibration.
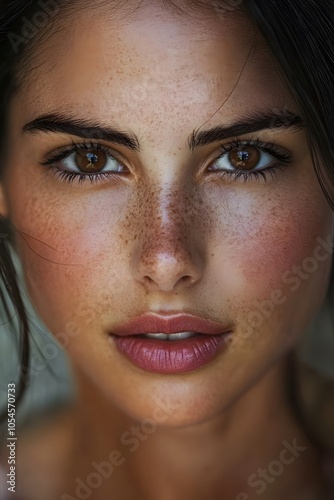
[22,109,304,153]
[188,109,304,150]
[23,113,141,152]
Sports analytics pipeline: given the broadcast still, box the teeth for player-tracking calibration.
[144,333,169,340]
[167,332,197,341]
[143,332,198,341]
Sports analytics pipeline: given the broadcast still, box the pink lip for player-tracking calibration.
[109,312,232,374]
[110,312,230,336]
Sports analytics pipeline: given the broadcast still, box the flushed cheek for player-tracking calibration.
[201,193,333,365]
[9,187,130,330]
[207,185,333,311]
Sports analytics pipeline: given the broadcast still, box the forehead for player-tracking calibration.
[13,0,296,144]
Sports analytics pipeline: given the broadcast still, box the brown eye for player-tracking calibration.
[205,138,294,184]
[229,147,261,170]
[51,144,126,174]
[75,150,107,173]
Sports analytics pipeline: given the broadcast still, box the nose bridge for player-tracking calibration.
[140,182,194,252]
[130,181,205,291]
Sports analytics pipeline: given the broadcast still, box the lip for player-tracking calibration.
[110,312,230,336]
[111,334,230,374]
[109,312,232,374]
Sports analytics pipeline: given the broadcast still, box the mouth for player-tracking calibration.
[108,312,232,374]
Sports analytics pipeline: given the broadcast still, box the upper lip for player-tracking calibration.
[110,312,231,336]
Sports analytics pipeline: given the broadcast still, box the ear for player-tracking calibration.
[0,182,9,218]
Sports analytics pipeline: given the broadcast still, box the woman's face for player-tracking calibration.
[1,0,333,425]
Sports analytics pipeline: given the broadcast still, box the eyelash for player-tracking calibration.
[40,137,294,185]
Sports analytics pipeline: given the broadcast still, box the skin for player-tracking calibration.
[0,1,333,498]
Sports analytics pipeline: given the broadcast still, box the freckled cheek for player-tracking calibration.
[210,194,333,303]
[233,226,307,291]
[12,194,127,326]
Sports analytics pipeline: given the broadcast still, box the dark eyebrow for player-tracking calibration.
[22,113,141,152]
[188,110,304,151]
[23,109,304,154]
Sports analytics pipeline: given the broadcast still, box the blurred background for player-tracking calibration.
[0,243,75,431]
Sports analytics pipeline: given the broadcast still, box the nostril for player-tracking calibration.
[141,274,193,291]
[143,276,155,285]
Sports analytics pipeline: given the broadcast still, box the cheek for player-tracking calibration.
[215,182,333,289]
[6,174,130,329]
[225,205,318,290]
[208,180,334,336]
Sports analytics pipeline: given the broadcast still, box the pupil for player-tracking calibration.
[237,150,249,162]
[86,153,98,164]
[229,146,260,170]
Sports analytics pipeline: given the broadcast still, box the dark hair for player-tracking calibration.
[0,0,333,446]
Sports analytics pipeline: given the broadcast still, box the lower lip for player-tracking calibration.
[111,333,230,374]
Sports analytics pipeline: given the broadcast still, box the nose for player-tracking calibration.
[131,194,205,293]
[132,243,204,292]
